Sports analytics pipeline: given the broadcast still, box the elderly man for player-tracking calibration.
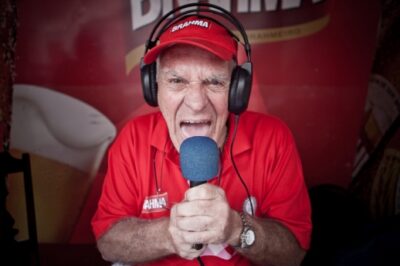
[92,7,311,266]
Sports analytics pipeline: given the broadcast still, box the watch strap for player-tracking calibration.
[239,212,253,248]
[232,212,254,248]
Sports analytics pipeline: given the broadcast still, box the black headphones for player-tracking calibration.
[140,3,252,115]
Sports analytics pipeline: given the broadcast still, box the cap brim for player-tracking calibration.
[143,38,235,64]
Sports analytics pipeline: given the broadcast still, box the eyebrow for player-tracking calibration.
[159,69,229,81]
[158,68,178,78]
[207,74,230,81]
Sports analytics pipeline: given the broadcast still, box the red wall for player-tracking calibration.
[11,0,380,243]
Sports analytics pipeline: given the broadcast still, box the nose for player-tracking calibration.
[183,83,208,112]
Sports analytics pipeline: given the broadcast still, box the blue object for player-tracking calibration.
[179,136,219,183]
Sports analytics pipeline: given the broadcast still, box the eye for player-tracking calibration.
[168,77,184,84]
[204,78,228,91]
[209,79,223,86]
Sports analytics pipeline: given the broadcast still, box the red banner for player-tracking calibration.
[8,0,379,243]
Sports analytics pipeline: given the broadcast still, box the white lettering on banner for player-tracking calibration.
[177,0,198,6]
[131,0,161,30]
[130,0,326,30]
[251,0,261,12]
[208,0,231,11]
[265,0,279,11]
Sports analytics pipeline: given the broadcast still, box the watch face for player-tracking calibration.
[244,229,255,246]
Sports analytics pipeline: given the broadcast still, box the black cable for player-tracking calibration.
[230,115,254,216]
[194,116,252,266]
[197,256,205,266]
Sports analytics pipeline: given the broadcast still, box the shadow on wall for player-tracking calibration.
[6,84,116,243]
[302,184,400,266]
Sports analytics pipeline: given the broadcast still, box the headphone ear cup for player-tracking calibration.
[229,62,252,115]
[140,61,158,106]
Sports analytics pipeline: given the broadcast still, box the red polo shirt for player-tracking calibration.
[92,111,311,265]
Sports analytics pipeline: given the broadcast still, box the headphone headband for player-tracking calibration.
[140,2,253,115]
[145,3,251,60]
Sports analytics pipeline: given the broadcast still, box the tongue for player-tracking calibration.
[181,123,210,138]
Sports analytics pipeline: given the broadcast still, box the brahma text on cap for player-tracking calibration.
[171,20,209,33]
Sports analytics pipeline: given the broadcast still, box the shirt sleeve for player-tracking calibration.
[91,125,141,240]
[260,120,312,250]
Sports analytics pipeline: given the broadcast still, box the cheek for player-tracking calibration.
[212,93,229,118]
[209,94,229,133]
[158,90,182,126]
[158,95,172,117]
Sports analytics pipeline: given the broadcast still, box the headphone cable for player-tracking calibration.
[197,257,205,266]
[230,115,254,216]
[195,115,252,266]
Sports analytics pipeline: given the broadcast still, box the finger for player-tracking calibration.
[175,199,213,217]
[185,184,225,201]
[176,215,213,232]
[181,230,217,245]
[170,204,178,226]
[178,244,206,260]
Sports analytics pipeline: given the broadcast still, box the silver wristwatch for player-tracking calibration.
[239,212,255,248]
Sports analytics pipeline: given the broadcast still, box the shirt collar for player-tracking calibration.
[150,112,179,163]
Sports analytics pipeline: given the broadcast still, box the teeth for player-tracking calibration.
[180,120,211,138]
[181,120,210,125]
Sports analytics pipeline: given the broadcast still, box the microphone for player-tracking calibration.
[180,136,219,187]
[179,136,220,250]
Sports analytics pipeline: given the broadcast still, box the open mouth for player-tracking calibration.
[180,120,212,138]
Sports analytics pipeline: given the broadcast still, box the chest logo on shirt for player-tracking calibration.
[142,192,169,213]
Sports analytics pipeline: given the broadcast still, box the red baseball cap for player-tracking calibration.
[143,15,238,64]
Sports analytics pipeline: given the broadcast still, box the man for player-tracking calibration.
[92,10,311,266]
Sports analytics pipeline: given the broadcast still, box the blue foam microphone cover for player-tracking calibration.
[180,136,219,186]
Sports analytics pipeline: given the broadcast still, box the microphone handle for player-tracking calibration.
[192,243,203,250]
[190,180,207,187]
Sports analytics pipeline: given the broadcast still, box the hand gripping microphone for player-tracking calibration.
[179,136,220,250]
